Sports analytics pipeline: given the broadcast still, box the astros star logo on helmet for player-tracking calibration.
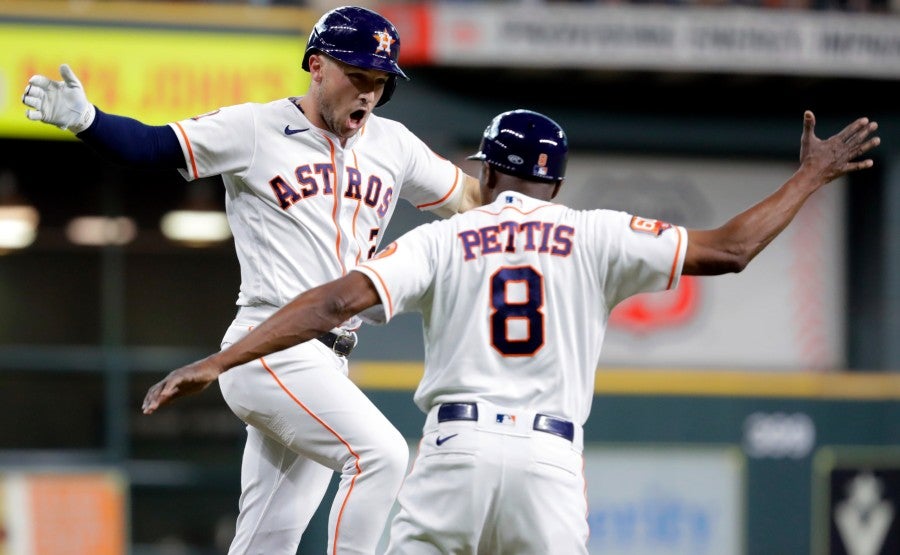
[373,29,396,54]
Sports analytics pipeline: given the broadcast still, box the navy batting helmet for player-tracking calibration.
[467,110,568,183]
[302,6,408,107]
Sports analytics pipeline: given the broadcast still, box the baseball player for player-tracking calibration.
[141,108,879,553]
[22,6,481,555]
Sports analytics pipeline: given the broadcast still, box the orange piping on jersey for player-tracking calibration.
[172,122,199,179]
[259,355,361,555]
[474,203,556,217]
[666,226,684,290]
[359,266,394,319]
[416,166,460,210]
[323,136,347,276]
[350,150,365,265]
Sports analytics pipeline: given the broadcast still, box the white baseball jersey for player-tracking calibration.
[169,98,463,308]
[168,98,462,555]
[355,190,687,424]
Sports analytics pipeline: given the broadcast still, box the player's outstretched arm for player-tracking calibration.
[683,111,880,276]
[142,272,381,414]
[22,64,185,169]
[457,174,483,213]
[22,64,95,133]
[432,174,482,218]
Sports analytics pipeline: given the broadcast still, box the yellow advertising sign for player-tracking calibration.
[1,23,310,139]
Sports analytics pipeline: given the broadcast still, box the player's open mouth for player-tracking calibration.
[349,109,366,125]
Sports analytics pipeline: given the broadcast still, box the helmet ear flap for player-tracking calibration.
[376,75,397,108]
[301,48,318,73]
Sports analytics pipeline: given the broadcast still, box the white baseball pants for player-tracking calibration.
[217,308,409,555]
[385,402,589,555]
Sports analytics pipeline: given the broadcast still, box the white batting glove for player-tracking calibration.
[22,64,96,133]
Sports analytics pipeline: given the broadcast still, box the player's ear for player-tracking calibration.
[308,54,326,81]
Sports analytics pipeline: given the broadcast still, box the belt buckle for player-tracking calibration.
[332,329,357,357]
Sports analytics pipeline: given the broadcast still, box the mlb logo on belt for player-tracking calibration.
[496,413,517,425]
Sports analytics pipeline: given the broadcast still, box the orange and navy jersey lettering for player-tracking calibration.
[489,265,545,357]
[458,221,575,261]
[344,168,363,200]
[267,164,394,214]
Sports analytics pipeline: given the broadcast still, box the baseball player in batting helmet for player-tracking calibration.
[23,4,482,554]
[467,109,568,183]
[141,107,879,553]
[302,5,408,107]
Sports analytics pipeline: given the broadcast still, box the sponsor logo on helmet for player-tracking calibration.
[534,152,549,176]
[373,29,396,55]
[508,154,524,165]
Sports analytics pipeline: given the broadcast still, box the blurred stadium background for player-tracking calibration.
[1,0,899,553]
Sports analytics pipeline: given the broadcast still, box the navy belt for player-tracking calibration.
[437,402,574,442]
[316,329,357,357]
